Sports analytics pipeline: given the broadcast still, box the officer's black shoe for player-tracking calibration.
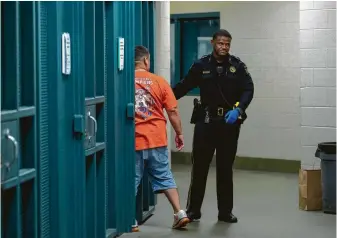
[186,211,201,221]
[218,213,238,223]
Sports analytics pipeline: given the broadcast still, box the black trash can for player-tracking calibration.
[315,142,336,214]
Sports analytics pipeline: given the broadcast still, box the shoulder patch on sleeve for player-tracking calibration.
[200,54,211,59]
[200,54,211,62]
[243,64,251,76]
[188,62,199,72]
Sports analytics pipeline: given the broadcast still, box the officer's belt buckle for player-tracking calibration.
[217,107,224,116]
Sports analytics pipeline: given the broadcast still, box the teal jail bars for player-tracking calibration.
[1,1,156,238]
[1,2,38,238]
[134,1,158,225]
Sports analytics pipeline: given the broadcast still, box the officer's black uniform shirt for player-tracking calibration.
[173,53,254,112]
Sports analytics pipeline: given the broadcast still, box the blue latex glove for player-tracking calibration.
[225,108,240,124]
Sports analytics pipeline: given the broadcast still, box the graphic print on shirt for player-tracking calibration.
[135,78,155,120]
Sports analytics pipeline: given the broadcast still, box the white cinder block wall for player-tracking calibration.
[154,2,172,162]
[170,1,302,160]
[300,1,336,168]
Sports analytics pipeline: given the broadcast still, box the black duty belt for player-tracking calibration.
[207,106,230,119]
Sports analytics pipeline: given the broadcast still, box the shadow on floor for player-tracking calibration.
[121,165,336,238]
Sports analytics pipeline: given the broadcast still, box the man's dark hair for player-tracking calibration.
[212,29,232,40]
[135,45,149,63]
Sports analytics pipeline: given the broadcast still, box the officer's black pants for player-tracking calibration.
[186,121,241,217]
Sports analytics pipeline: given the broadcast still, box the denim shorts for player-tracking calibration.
[135,146,177,195]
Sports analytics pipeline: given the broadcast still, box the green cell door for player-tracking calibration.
[32,2,108,237]
[105,1,138,235]
[35,2,137,237]
[1,2,38,238]
[1,2,146,237]
[34,2,89,238]
[134,1,158,225]
[83,2,107,238]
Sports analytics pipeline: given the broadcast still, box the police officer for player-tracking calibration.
[172,29,254,223]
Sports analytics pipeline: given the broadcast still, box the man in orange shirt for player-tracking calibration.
[132,46,190,232]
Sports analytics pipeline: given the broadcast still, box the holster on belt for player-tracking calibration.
[190,98,204,124]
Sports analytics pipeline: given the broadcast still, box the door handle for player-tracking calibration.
[87,111,97,140]
[1,128,19,172]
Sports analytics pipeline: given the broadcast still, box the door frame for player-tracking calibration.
[170,12,220,96]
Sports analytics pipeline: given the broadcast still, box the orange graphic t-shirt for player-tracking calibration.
[135,71,177,151]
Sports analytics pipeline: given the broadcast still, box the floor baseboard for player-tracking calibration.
[171,151,300,173]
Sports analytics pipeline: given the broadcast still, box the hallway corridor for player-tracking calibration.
[122,165,336,238]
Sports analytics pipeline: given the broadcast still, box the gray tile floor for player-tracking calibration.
[122,165,336,238]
